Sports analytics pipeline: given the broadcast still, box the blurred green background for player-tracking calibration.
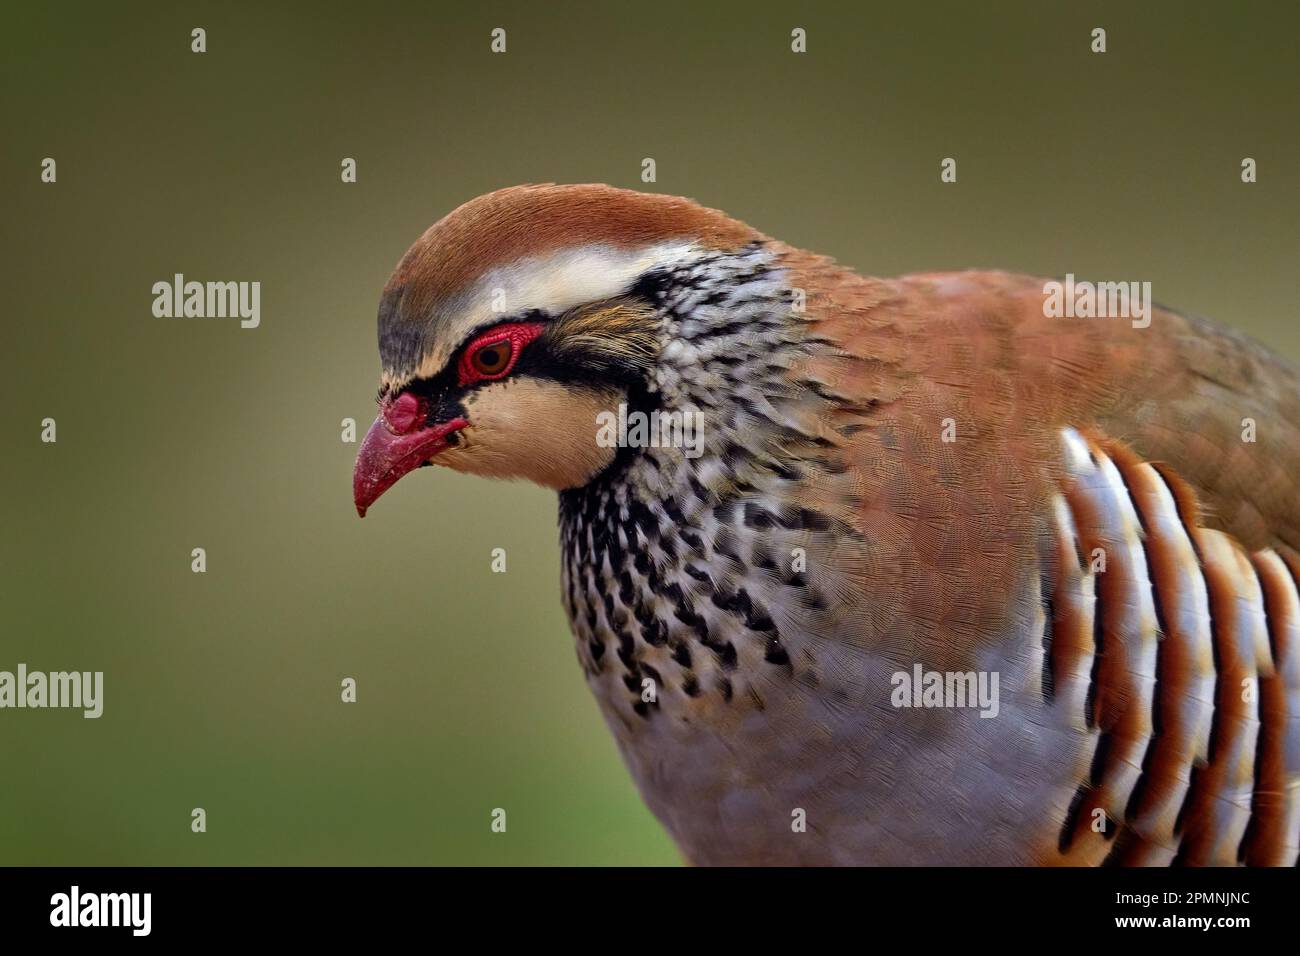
[1,1,1296,864]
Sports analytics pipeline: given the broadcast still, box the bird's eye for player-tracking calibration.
[457,321,547,386]
[470,341,512,377]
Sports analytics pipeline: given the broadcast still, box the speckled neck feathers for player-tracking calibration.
[558,243,854,726]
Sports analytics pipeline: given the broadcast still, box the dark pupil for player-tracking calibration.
[478,346,503,370]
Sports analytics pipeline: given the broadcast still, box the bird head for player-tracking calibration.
[353,184,762,515]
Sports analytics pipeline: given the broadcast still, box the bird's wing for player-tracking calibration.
[780,252,1300,864]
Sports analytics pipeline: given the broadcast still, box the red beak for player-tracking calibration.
[353,396,467,517]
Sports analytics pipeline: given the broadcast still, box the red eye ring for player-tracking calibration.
[457,322,546,386]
